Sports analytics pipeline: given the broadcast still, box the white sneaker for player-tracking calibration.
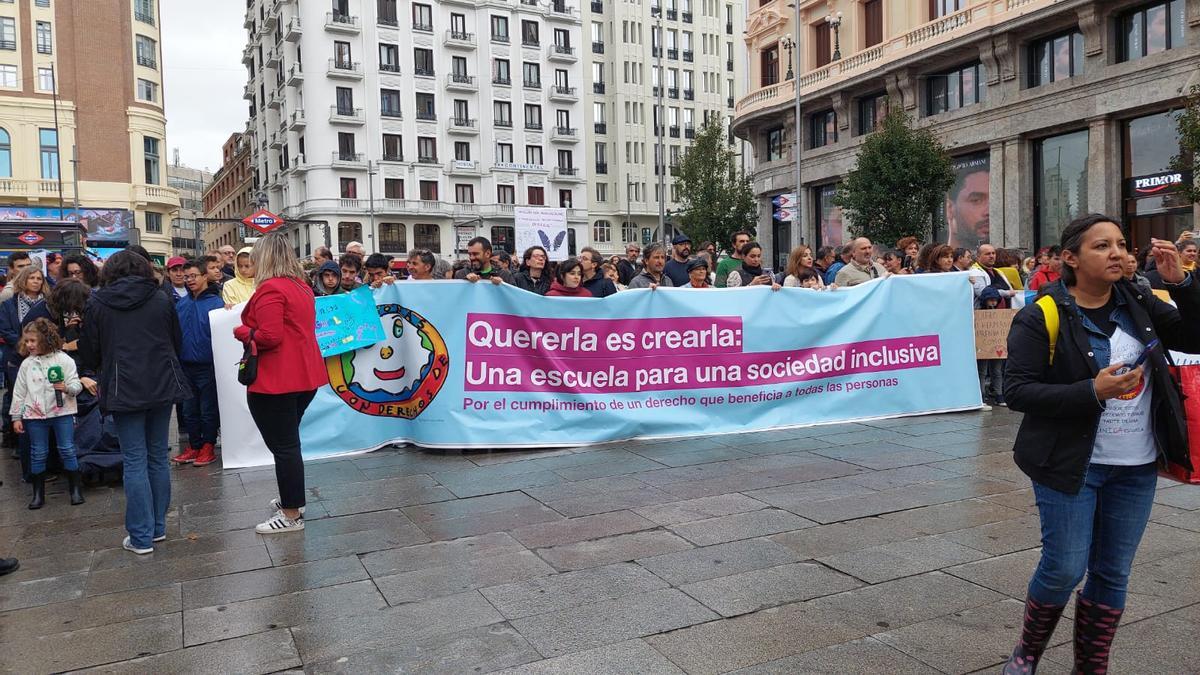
[153,534,167,543]
[122,536,153,555]
[980,404,994,412]
[256,513,304,534]
[268,498,305,515]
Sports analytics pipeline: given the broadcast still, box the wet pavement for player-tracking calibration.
[2,407,1199,673]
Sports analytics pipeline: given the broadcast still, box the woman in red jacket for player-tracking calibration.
[234,233,327,534]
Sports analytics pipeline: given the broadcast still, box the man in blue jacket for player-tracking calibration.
[172,260,224,467]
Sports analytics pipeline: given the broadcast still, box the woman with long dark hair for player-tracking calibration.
[726,243,779,289]
[545,258,592,297]
[80,251,190,554]
[782,245,824,288]
[1001,214,1200,673]
[234,232,326,534]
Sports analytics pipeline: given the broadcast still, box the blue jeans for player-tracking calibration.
[977,359,1004,404]
[114,405,173,549]
[181,362,218,447]
[1028,462,1158,608]
[26,415,77,473]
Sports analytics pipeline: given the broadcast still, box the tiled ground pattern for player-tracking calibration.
[1,407,1199,673]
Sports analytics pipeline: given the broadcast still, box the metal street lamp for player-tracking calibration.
[780,34,796,81]
[826,12,843,61]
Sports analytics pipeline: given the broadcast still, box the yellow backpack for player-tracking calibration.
[1036,294,1060,365]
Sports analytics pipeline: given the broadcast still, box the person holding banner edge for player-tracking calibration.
[1001,214,1200,674]
[234,233,327,534]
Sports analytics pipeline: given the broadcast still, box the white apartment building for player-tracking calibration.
[583,0,746,255]
[244,0,589,259]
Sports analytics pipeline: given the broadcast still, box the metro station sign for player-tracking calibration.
[17,231,44,246]
[242,208,285,234]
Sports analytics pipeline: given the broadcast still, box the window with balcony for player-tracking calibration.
[864,0,883,46]
[379,43,400,72]
[137,78,158,103]
[419,180,439,200]
[378,0,398,25]
[522,20,539,46]
[379,222,405,251]
[450,13,468,38]
[523,62,541,88]
[527,145,543,165]
[415,93,436,120]
[493,58,511,85]
[857,92,888,135]
[412,3,433,31]
[453,99,470,124]
[765,127,784,161]
[335,87,354,115]
[810,110,836,149]
[340,178,358,199]
[337,132,357,159]
[557,149,574,171]
[0,129,10,178]
[417,136,437,162]
[383,133,403,161]
[926,62,982,115]
[333,41,352,67]
[414,48,434,76]
[451,56,469,82]
[381,89,402,117]
[491,15,509,42]
[455,184,475,204]
[415,223,440,252]
[0,18,14,51]
[135,34,157,68]
[498,185,516,204]
[556,109,572,132]
[1029,30,1083,87]
[554,27,571,49]
[528,186,545,205]
[35,21,51,54]
[1120,1,1185,62]
[494,101,512,127]
[930,0,964,19]
[135,0,155,25]
[525,104,543,130]
[813,21,831,68]
[141,135,158,184]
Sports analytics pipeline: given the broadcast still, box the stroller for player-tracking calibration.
[73,391,123,483]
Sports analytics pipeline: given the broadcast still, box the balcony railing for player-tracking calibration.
[666,9,676,19]
[555,166,577,176]
[446,30,475,43]
[684,125,695,139]
[594,122,606,134]
[381,108,402,119]
[522,39,540,47]
[450,117,477,129]
[595,162,608,174]
[593,82,605,94]
[726,59,733,71]
[417,155,439,164]
[135,9,155,25]
[552,85,577,96]
[413,21,433,32]
[329,106,364,122]
[326,12,359,30]
[327,59,361,76]
[682,50,693,62]
[524,79,541,89]
[725,21,733,34]
[332,151,366,164]
[416,110,437,121]
[669,125,679,138]
[496,119,513,128]
[525,122,543,130]
[137,55,157,69]
[414,67,435,77]
[681,11,692,22]
[592,41,604,54]
[378,14,398,27]
[492,32,510,43]
[447,73,476,87]
[683,88,693,100]
[380,63,401,73]
[667,48,678,59]
[0,40,15,51]
[591,0,602,10]
[668,87,678,99]
[493,75,512,85]
[550,44,576,56]
[382,152,404,162]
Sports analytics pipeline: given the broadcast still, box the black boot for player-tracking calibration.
[28,473,45,509]
[67,470,85,505]
[1073,594,1123,674]
[1003,596,1066,674]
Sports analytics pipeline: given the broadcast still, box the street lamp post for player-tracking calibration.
[780,34,795,81]
[826,12,843,61]
[788,3,803,248]
[367,159,377,254]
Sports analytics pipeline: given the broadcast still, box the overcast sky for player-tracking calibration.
[163,1,247,173]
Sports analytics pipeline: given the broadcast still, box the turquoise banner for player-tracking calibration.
[214,273,983,467]
[314,285,387,357]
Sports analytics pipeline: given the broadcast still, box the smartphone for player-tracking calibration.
[762,268,774,280]
[1131,339,1159,369]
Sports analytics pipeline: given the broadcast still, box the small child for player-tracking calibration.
[797,269,821,289]
[976,286,1006,408]
[11,318,83,509]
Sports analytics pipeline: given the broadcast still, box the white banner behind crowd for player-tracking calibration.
[213,274,983,469]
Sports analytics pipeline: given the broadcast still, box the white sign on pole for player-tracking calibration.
[454,225,475,252]
[514,207,570,261]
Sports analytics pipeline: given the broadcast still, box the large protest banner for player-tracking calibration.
[212,273,982,468]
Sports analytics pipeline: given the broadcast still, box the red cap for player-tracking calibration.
[166,256,187,269]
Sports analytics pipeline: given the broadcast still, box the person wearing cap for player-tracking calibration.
[161,256,188,301]
[663,234,693,287]
[684,257,712,288]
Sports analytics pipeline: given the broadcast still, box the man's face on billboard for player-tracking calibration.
[947,170,989,249]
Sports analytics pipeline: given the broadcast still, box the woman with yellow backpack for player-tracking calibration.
[1001,214,1200,674]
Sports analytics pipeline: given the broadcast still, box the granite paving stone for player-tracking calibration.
[0,614,183,674]
[303,623,542,674]
[263,523,430,565]
[491,639,686,674]
[359,531,526,577]
[665,508,816,546]
[635,537,801,585]
[1153,484,1200,510]
[939,513,1043,556]
[878,498,1029,536]
[1153,508,1200,533]
[874,599,1026,674]
[817,534,990,583]
[71,628,301,675]
[182,578,387,646]
[535,529,694,571]
[0,584,180,640]
[481,562,670,619]
[508,509,657,548]
[519,475,650,503]
[943,548,1043,600]
[542,485,680,518]
[1043,608,1200,674]
[632,493,768,525]
[768,517,925,559]
[373,550,555,604]
[728,636,941,674]
[0,570,88,612]
[509,587,718,657]
[680,561,863,616]
[180,556,369,610]
[83,546,274,596]
[412,503,566,540]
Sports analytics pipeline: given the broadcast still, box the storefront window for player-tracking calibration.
[1124,111,1192,252]
[814,183,844,250]
[1035,130,1089,249]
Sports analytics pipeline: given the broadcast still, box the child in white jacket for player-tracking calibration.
[10,318,83,509]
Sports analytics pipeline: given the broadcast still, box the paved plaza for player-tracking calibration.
[1,408,1199,674]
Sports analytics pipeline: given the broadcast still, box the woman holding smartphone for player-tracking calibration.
[725,243,780,289]
[1001,214,1200,674]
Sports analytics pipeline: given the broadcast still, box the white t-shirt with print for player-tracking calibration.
[1090,326,1157,466]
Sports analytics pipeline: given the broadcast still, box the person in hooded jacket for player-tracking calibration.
[512,246,551,296]
[546,258,593,297]
[171,260,225,468]
[312,260,344,296]
[221,247,257,306]
[79,250,191,555]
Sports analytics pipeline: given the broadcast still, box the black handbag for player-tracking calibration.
[238,329,259,386]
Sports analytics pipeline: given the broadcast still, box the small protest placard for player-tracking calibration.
[314,285,386,358]
[515,207,569,261]
[975,309,1019,360]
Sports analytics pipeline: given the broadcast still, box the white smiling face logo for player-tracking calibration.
[349,311,431,396]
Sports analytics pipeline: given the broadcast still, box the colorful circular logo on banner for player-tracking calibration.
[326,303,449,418]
